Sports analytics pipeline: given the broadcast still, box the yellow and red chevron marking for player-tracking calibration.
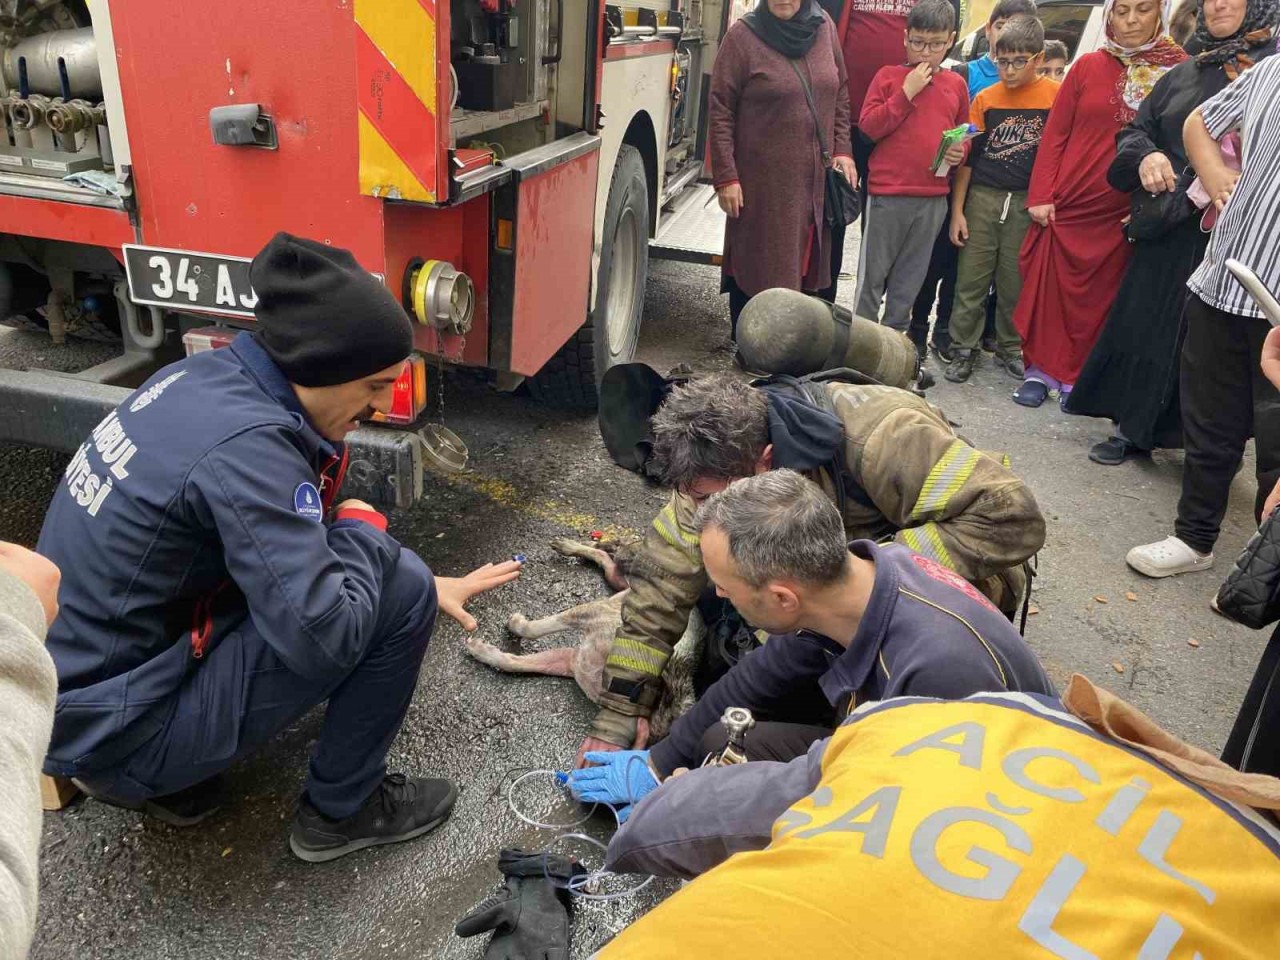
[354,0,440,203]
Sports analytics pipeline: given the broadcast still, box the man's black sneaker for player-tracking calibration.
[944,350,977,383]
[289,773,457,863]
[1089,435,1149,466]
[981,335,999,353]
[74,774,226,828]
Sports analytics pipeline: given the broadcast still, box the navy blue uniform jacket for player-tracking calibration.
[649,540,1055,774]
[38,334,403,776]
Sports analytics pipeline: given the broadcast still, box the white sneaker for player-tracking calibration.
[1126,536,1214,578]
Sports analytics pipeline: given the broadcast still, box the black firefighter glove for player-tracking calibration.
[455,848,586,960]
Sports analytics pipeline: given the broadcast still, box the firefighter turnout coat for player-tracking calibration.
[590,381,1046,747]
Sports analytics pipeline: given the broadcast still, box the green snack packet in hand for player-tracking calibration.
[932,123,980,175]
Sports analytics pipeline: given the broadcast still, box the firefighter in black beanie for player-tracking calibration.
[38,232,521,861]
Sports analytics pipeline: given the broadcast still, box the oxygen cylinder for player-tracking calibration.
[736,288,920,389]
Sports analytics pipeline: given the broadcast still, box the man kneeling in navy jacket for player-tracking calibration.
[38,233,520,862]
[568,469,1053,820]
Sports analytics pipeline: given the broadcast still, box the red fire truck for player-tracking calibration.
[0,0,729,505]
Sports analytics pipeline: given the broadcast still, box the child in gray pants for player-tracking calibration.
[855,0,969,332]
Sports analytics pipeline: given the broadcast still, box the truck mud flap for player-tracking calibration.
[488,132,601,376]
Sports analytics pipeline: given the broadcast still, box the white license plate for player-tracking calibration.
[123,244,259,318]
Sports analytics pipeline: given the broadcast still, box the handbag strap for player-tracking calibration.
[787,58,833,166]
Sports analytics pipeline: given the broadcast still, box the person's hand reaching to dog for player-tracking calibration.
[436,559,523,632]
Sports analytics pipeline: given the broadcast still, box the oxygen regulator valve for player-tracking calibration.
[716,706,755,766]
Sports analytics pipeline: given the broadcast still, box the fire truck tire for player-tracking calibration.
[529,144,649,409]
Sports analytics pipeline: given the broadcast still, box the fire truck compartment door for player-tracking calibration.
[495,133,602,376]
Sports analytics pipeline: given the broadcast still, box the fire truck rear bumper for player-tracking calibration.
[0,368,424,509]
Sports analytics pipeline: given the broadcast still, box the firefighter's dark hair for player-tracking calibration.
[651,375,769,491]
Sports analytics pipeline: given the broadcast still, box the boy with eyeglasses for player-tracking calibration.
[945,16,1060,384]
[855,0,970,335]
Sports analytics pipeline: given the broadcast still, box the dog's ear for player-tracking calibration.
[598,363,674,477]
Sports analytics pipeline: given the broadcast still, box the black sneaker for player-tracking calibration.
[981,335,999,353]
[74,774,226,828]
[1089,436,1148,466]
[289,773,457,863]
[944,350,977,383]
[930,339,955,364]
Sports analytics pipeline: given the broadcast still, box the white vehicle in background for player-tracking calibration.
[953,0,1106,65]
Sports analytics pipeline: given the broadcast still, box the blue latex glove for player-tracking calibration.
[567,750,659,807]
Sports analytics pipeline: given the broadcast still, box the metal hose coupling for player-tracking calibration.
[716,706,755,766]
[403,257,475,336]
[45,98,105,135]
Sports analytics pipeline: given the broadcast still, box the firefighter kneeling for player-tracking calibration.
[578,360,1046,763]
[568,471,1055,819]
[37,233,520,862]
[593,678,1280,959]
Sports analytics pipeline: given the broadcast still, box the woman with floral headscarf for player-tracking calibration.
[1067,0,1279,465]
[1009,0,1188,410]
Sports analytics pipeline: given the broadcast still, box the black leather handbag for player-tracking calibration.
[1125,168,1197,241]
[789,59,861,228]
[1216,505,1280,629]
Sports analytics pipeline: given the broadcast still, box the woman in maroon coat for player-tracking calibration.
[710,0,855,337]
[1010,0,1187,408]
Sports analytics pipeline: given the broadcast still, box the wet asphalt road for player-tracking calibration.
[1,245,1272,958]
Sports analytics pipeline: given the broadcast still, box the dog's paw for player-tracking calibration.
[549,537,584,558]
[506,613,530,637]
[463,634,503,669]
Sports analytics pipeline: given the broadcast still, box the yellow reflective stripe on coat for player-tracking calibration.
[911,440,983,521]
[900,522,956,571]
[607,638,667,677]
[653,503,700,562]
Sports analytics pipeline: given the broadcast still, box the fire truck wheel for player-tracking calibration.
[529,144,649,409]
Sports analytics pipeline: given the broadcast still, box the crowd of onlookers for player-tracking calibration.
[711,0,1280,585]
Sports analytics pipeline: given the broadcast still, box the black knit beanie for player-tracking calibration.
[249,232,414,387]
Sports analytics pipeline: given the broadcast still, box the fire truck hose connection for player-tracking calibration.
[45,99,104,135]
[404,258,475,336]
[6,93,48,130]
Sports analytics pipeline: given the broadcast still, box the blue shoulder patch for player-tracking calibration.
[294,482,323,522]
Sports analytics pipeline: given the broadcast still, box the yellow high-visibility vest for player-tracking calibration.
[600,696,1280,958]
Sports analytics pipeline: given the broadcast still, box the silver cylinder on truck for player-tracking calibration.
[736,288,919,389]
[3,27,101,100]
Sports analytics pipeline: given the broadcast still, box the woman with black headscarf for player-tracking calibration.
[709,0,855,338]
[1067,0,1280,473]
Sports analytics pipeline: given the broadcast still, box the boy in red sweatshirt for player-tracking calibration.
[855,0,969,333]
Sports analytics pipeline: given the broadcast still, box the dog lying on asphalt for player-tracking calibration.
[464,538,704,743]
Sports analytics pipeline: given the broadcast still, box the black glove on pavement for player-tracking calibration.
[455,848,586,960]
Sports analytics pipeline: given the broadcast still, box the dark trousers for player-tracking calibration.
[79,550,439,820]
[1174,295,1280,554]
[697,720,833,766]
[817,130,876,304]
[910,212,960,353]
[1222,622,1280,779]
